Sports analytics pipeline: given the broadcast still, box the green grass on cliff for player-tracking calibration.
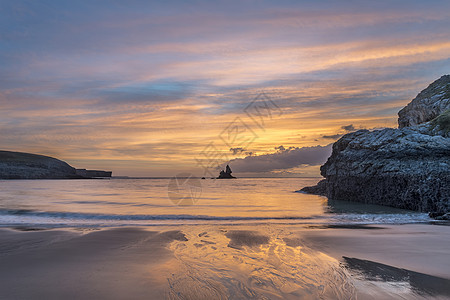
[431,109,450,134]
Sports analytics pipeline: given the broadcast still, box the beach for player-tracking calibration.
[1,223,449,299]
[3,1,450,298]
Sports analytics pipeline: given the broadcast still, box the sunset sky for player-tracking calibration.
[1,1,450,177]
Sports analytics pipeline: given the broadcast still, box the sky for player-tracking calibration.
[1,0,449,177]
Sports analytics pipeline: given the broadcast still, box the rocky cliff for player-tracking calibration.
[398,75,450,128]
[0,151,112,179]
[301,75,450,214]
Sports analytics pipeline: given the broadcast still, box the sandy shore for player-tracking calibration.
[0,227,186,299]
[300,223,450,279]
[299,224,450,300]
[0,223,449,299]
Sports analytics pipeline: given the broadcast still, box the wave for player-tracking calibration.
[0,209,319,221]
[0,209,432,227]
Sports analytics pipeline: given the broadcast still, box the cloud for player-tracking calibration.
[341,124,355,131]
[230,147,245,155]
[323,124,360,139]
[322,134,344,139]
[95,81,194,104]
[1,1,450,176]
[228,144,332,173]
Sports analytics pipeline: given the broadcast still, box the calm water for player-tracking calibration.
[0,177,431,228]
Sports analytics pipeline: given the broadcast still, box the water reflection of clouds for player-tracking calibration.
[167,227,356,299]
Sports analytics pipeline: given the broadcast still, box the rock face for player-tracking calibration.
[0,151,112,179]
[398,75,450,128]
[301,76,450,214]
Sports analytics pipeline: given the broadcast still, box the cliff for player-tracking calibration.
[0,151,112,179]
[301,75,450,214]
[398,75,450,128]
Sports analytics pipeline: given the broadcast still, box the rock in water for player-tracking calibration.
[301,75,450,214]
[217,164,236,179]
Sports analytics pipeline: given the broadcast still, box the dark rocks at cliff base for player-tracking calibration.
[300,179,327,196]
[217,164,236,179]
[301,75,450,216]
[429,212,450,220]
[0,150,112,179]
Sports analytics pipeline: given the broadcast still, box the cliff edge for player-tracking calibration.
[301,75,450,215]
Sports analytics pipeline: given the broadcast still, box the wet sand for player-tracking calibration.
[0,224,449,299]
[0,228,186,299]
[299,224,450,299]
[300,224,450,279]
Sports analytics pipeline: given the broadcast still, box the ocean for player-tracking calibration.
[0,177,432,228]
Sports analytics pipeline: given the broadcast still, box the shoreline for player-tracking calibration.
[0,222,449,299]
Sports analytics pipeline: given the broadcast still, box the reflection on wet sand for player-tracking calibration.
[0,225,448,299]
[163,226,450,300]
[166,227,356,299]
[342,257,450,298]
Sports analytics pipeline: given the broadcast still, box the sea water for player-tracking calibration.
[0,177,431,228]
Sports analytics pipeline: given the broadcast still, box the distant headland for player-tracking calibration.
[0,150,112,179]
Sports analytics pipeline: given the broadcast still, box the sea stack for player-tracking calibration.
[301,75,450,215]
[217,164,236,179]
